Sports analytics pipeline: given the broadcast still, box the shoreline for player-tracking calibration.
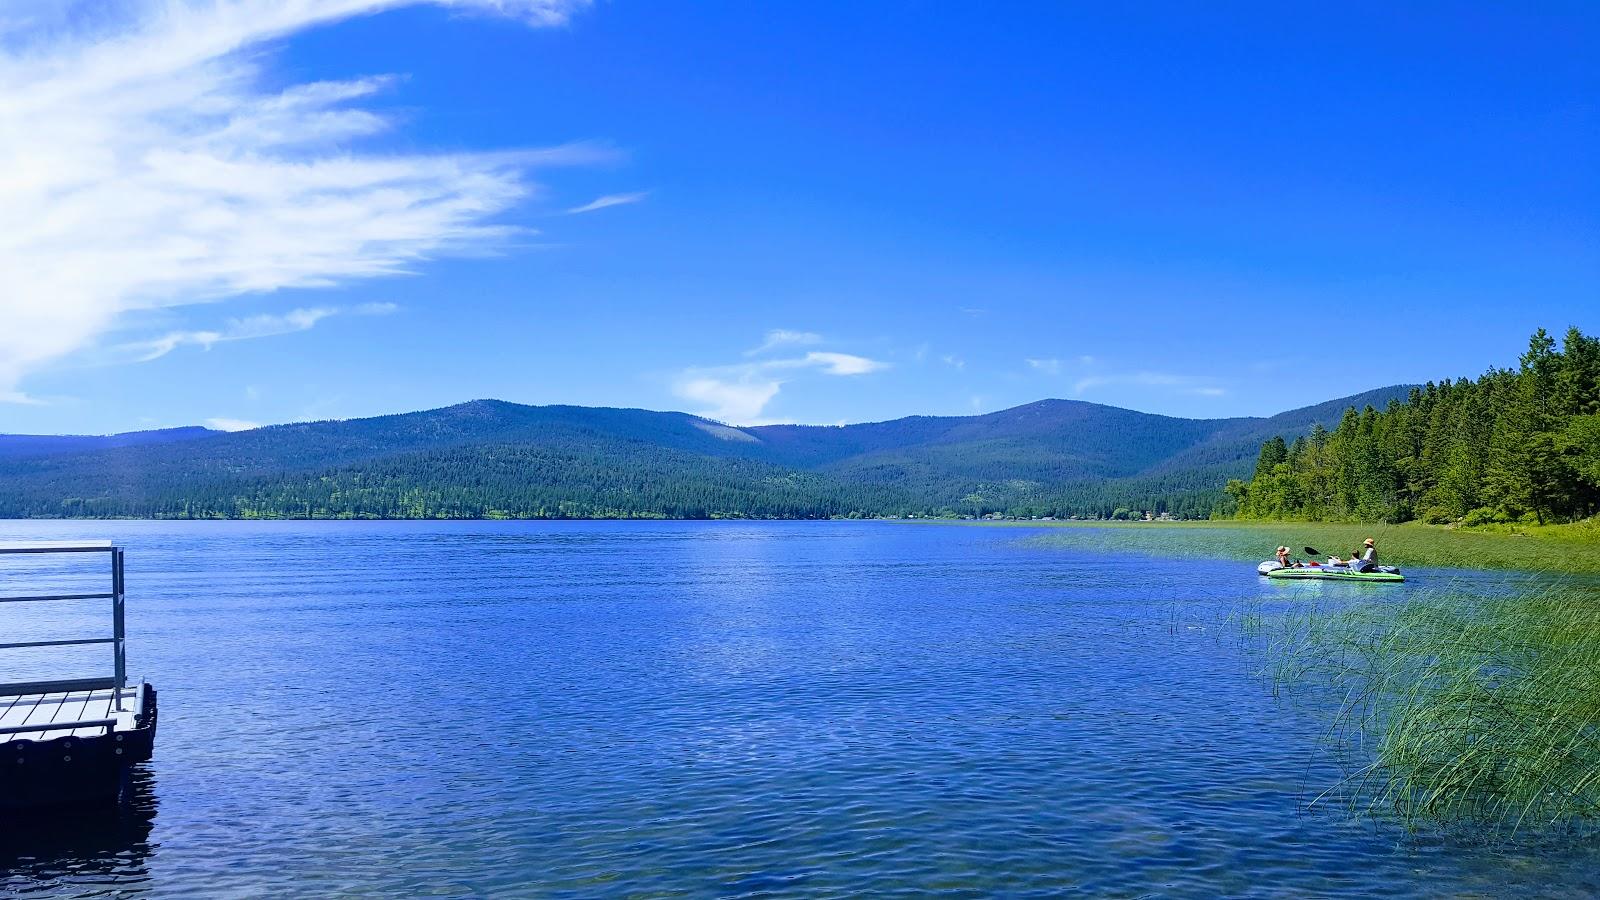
[951,517,1600,576]
[2,514,1595,574]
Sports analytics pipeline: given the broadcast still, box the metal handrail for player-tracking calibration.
[0,638,117,650]
[0,677,117,695]
[0,544,127,710]
[0,718,118,737]
[0,543,115,554]
[0,592,116,603]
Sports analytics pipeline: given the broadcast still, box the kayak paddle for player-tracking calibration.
[1304,546,1321,557]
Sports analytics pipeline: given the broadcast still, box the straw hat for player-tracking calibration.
[1276,546,1289,553]
[1363,537,1375,546]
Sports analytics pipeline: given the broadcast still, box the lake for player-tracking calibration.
[1,520,1596,897]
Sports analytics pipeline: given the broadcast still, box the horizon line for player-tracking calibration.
[2,385,1417,438]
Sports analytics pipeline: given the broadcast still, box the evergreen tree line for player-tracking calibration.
[1226,328,1600,524]
[1,436,1225,521]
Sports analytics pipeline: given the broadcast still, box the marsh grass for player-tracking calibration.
[1272,582,1600,835]
[994,518,1600,575]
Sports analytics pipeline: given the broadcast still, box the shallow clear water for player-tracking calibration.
[0,520,1595,897]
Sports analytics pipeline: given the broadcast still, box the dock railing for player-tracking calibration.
[0,542,134,736]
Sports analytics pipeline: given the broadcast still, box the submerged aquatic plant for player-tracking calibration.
[1274,582,1600,835]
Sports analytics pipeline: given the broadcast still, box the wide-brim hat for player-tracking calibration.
[1363,538,1375,546]
[1276,546,1289,553]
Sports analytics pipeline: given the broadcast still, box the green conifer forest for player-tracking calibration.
[1228,328,1600,525]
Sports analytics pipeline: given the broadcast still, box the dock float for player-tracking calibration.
[0,542,158,810]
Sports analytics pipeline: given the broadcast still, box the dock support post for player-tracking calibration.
[112,548,126,712]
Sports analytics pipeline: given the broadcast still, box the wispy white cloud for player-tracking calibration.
[115,302,398,363]
[674,377,782,425]
[787,351,888,376]
[566,191,647,214]
[1027,355,1096,376]
[0,0,597,403]
[1031,356,1221,397]
[746,329,824,356]
[1071,372,1227,398]
[911,345,964,371]
[675,339,890,424]
[205,416,261,432]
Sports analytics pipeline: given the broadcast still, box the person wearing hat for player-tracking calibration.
[1350,538,1378,572]
[1330,538,1378,571]
[1275,546,1294,568]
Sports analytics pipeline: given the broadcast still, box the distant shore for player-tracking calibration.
[4,512,1596,575]
[952,517,1600,576]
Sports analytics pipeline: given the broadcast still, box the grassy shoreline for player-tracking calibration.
[1272,584,1600,835]
[945,515,1600,835]
[952,518,1600,575]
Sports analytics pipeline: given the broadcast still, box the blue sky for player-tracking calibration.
[2,1,1595,434]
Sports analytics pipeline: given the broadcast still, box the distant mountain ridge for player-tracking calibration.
[0,426,219,459]
[0,387,1415,519]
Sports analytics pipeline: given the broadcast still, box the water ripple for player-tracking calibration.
[0,520,1595,897]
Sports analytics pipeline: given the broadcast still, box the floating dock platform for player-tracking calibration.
[0,543,158,810]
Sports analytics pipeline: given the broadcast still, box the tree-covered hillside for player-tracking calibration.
[1229,328,1600,525]
[0,389,1410,520]
[0,426,217,459]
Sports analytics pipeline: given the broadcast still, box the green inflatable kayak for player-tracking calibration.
[1263,566,1404,583]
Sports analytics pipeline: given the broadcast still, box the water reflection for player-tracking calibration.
[0,769,158,896]
[0,521,1595,896]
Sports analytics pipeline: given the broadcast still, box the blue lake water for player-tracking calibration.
[1,520,1596,897]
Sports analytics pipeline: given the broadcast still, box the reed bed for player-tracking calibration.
[1005,518,1600,575]
[1272,582,1600,835]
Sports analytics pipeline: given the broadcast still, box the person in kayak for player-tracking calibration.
[1354,538,1378,571]
[1333,539,1379,572]
[1275,546,1294,568]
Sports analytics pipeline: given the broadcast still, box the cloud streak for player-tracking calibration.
[116,302,398,363]
[0,0,595,402]
[1071,372,1227,398]
[745,329,824,356]
[674,342,890,424]
[781,352,888,376]
[1028,354,1223,398]
[674,377,782,425]
[566,191,647,214]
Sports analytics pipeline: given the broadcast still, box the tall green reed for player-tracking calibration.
[1272,581,1600,835]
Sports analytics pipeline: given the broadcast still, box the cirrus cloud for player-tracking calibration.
[566,191,648,214]
[114,301,399,364]
[786,352,888,376]
[745,329,824,356]
[674,377,783,425]
[205,417,262,432]
[674,336,890,425]
[0,0,596,403]
[1071,372,1227,398]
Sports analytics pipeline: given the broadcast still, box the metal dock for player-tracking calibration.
[1,542,158,810]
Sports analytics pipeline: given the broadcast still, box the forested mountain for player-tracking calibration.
[0,388,1411,520]
[0,426,217,459]
[1230,328,1600,525]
